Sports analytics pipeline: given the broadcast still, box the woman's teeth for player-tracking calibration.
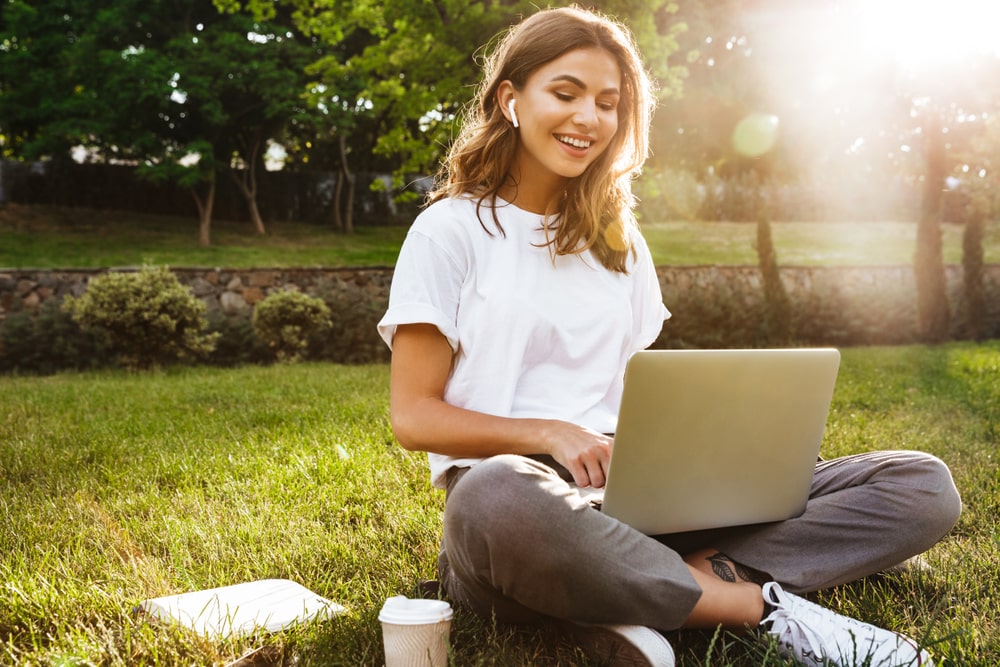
[556,135,591,149]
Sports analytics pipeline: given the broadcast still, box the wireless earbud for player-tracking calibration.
[508,99,519,128]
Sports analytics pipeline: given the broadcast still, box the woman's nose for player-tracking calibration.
[573,100,599,128]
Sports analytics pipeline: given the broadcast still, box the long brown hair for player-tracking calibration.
[428,5,656,273]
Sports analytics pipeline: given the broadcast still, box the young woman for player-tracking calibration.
[378,6,961,666]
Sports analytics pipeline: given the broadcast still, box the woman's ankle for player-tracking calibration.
[684,548,771,586]
[680,571,764,629]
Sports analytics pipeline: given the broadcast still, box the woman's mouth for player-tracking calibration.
[555,134,593,150]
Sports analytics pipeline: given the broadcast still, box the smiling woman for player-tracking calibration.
[373,6,964,667]
[495,47,621,211]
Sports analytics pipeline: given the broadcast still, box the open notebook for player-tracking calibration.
[138,579,345,638]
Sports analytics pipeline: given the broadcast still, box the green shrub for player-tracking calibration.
[252,290,331,362]
[205,314,271,367]
[61,266,219,369]
[0,298,114,374]
[315,290,390,364]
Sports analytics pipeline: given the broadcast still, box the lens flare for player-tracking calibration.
[732,114,780,158]
[856,0,1000,71]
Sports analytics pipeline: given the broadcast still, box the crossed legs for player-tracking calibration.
[439,451,960,632]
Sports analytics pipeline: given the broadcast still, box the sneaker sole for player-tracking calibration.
[564,622,676,667]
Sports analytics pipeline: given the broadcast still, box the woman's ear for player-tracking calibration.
[497,81,518,128]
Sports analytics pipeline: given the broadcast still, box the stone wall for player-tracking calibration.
[0,266,392,321]
[1,265,998,358]
[656,264,1000,347]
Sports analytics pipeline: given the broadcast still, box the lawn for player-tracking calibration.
[0,206,409,269]
[1,342,998,665]
[640,219,1000,267]
[2,204,999,268]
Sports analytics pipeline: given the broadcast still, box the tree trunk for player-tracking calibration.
[332,170,344,232]
[247,195,266,236]
[339,134,355,234]
[230,138,267,235]
[914,112,950,342]
[192,176,216,247]
[961,196,986,340]
[756,205,791,344]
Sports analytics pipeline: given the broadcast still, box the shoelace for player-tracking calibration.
[763,604,835,663]
[761,583,924,667]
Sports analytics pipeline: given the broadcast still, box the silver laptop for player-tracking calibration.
[599,348,841,535]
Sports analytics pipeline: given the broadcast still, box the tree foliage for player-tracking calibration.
[226,0,685,185]
[4,0,686,217]
[1,0,318,243]
[5,0,997,270]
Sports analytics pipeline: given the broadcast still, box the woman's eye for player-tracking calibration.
[554,92,575,102]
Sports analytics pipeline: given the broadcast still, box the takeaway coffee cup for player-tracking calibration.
[378,596,453,667]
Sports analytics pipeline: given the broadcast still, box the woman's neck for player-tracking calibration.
[498,170,567,214]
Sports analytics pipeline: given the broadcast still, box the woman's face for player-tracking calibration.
[504,47,622,196]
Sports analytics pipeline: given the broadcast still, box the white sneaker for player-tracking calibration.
[760,581,933,666]
[566,621,675,666]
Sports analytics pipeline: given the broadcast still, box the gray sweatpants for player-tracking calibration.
[437,450,961,632]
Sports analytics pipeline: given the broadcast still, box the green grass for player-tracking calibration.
[641,219,1000,266]
[2,342,998,665]
[2,204,998,268]
[0,206,408,269]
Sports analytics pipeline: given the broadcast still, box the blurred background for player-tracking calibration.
[2,0,997,228]
[2,0,998,360]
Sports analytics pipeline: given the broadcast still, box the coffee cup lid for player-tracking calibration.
[378,596,453,625]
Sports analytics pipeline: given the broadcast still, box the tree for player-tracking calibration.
[266,0,525,197]
[0,0,170,163]
[5,0,689,235]
[0,0,87,159]
[960,193,988,340]
[755,189,791,343]
[230,0,685,212]
[207,5,317,235]
[1,0,318,245]
[914,110,950,342]
[956,112,1000,340]
[903,51,999,341]
[131,2,317,244]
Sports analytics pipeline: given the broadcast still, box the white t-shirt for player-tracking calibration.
[377,196,669,487]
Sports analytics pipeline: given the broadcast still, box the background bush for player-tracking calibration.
[205,314,271,368]
[252,290,332,363]
[61,266,219,369]
[0,299,114,373]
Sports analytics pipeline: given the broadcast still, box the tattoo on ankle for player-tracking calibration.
[707,552,771,586]
[735,561,770,586]
[708,553,737,582]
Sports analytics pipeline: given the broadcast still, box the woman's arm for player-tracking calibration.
[388,322,613,488]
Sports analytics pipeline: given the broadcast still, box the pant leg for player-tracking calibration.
[682,450,962,593]
[438,454,702,632]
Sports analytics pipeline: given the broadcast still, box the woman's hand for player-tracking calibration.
[539,421,613,489]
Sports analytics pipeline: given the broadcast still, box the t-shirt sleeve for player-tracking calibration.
[630,229,670,351]
[377,221,467,352]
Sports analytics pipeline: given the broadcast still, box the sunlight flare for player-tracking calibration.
[854,0,1000,72]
